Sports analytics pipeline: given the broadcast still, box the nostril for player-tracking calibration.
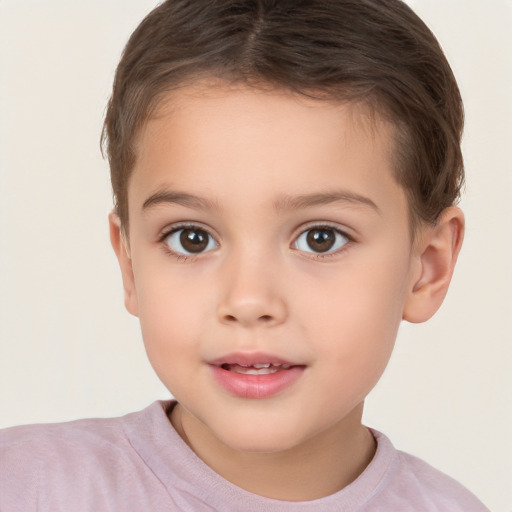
[223,314,274,323]
[218,298,286,326]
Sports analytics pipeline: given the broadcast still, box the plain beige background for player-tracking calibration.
[0,1,510,510]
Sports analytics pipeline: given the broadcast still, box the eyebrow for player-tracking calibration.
[142,190,219,213]
[141,188,380,215]
[273,190,380,214]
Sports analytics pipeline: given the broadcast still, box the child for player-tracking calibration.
[0,0,491,510]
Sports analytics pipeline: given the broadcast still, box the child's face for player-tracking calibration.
[117,84,422,453]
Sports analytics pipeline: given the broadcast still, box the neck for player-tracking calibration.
[170,402,376,501]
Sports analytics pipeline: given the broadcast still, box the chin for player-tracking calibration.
[222,431,301,454]
[211,414,309,454]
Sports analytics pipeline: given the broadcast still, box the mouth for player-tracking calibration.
[208,353,306,399]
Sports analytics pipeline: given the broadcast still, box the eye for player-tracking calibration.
[164,226,218,255]
[294,226,349,254]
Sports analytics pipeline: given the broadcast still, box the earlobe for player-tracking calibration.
[403,207,465,323]
[108,212,139,317]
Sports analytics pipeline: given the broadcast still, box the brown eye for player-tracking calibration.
[294,227,349,254]
[180,229,209,253]
[306,229,336,252]
[165,227,218,255]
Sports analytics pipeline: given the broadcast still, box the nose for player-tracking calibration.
[216,251,288,328]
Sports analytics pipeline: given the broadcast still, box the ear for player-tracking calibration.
[108,212,139,317]
[403,207,464,323]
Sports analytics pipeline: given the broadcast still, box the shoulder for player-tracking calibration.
[368,430,490,512]
[397,449,487,509]
[0,410,130,468]
[0,402,173,512]
[0,414,123,508]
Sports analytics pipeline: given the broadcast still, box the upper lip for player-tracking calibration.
[207,352,302,367]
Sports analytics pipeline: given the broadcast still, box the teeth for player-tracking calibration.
[245,367,278,375]
[220,362,295,375]
[232,365,279,375]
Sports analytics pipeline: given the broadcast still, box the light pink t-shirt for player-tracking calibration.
[0,400,489,511]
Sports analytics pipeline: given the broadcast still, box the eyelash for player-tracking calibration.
[158,223,216,262]
[292,223,353,260]
[158,222,353,262]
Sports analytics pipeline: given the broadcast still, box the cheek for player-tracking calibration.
[303,296,398,411]
[138,301,205,397]
[133,265,214,379]
[302,253,411,376]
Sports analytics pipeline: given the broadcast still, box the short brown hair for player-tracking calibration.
[102,0,464,229]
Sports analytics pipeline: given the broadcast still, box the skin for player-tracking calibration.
[110,83,464,501]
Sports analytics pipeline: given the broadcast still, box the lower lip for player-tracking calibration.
[210,365,305,399]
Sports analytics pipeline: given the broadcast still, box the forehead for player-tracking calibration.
[129,83,405,220]
[137,81,394,155]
